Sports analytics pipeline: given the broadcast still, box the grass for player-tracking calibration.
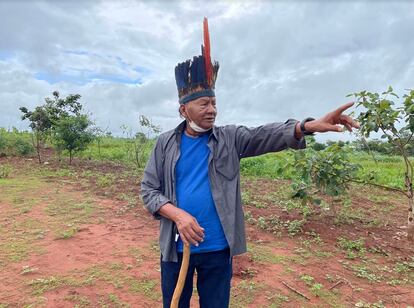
[129,278,160,301]
[0,175,49,266]
[230,280,264,307]
[99,293,130,307]
[0,168,99,268]
[248,242,305,265]
[28,275,92,295]
[351,153,410,190]
[238,150,412,191]
[64,294,91,307]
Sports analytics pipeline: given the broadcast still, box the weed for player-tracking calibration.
[129,278,160,301]
[351,264,382,283]
[55,227,78,239]
[300,274,314,286]
[109,262,125,271]
[20,265,39,275]
[337,237,366,259]
[325,274,335,283]
[394,260,414,274]
[255,215,305,236]
[241,191,252,204]
[244,210,255,224]
[249,243,305,265]
[64,294,90,307]
[240,267,257,279]
[310,283,324,297]
[28,276,67,295]
[128,247,142,264]
[149,240,160,253]
[287,219,305,236]
[354,300,385,308]
[266,293,289,307]
[230,280,263,307]
[116,194,138,215]
[0,239,29,262]
[386,278,409,286]
[107,293,130,307]
[96,174,115,188]
[0,164,11,178]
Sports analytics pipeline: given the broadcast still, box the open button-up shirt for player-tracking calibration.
[141,119,306,262]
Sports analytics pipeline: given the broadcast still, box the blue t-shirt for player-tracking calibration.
[176,132,228,253]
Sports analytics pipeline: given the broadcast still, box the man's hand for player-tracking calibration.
[305,102,360,133]
[174,209,205,247]
[158,203,205,246]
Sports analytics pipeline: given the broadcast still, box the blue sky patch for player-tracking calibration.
[34,71,143,85]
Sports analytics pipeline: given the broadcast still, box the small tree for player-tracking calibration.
[90,126,109,160]
[349,87,414,240]
[286,144,360,217]
[20,91,83,163]
[121,115,161,169]
[52,115,94,164]
[20,106,52,163]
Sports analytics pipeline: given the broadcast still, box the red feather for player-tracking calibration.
[203,17,213,87]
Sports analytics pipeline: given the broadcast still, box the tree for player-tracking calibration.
[20,105,52,163]
[349,86,414,240]
[52,114,94,164]
[285,144,360,218]
[20,91,84,164]
[121,115,161,169]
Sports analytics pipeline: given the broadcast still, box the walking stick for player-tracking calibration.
[170,243,191,308]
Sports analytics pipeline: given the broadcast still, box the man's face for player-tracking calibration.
[181,96,217,129]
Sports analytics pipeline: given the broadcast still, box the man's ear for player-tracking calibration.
[179,104,187,119]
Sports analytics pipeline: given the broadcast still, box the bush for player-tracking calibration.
[13,138,34,156]
[0,128,34,157]
[0,164,11,178]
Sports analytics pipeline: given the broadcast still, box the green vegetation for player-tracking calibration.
[230,280,264,307]
[0,128,34,157]
[349,87,414,240]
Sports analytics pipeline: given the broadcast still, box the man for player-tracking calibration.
[141,18,359,308]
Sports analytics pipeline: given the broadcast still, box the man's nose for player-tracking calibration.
[206,103,216,114]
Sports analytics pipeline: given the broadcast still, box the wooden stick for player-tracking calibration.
[328,280,344,290]
[281,281,310,301]
[171,244,191,308]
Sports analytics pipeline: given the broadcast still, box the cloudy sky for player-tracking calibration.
[1,0,413,141]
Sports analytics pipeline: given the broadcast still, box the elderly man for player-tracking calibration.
[141,18,359,308]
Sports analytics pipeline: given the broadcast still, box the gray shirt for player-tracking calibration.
[141,119,306,262]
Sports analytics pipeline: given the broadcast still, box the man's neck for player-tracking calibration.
[184,127,201,138]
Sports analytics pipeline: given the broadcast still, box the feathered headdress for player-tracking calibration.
[175,18,219,104]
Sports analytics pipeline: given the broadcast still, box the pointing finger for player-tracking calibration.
[334,102,354,115]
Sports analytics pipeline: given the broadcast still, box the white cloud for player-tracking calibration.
[1,0,414,142]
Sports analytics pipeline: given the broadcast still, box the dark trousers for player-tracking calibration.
[161,248,232,308]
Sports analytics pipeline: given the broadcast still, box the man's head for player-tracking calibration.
[179,95,217,131]
[174,18,219,133]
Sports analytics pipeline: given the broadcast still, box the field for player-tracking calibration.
[0,146,413,307]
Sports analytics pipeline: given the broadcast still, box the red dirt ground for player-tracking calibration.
[0,156,413,307]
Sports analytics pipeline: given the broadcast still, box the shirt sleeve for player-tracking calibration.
[140,137,171,220]
[234,119,306,159]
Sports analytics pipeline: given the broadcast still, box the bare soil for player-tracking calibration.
[0,156,413,307]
